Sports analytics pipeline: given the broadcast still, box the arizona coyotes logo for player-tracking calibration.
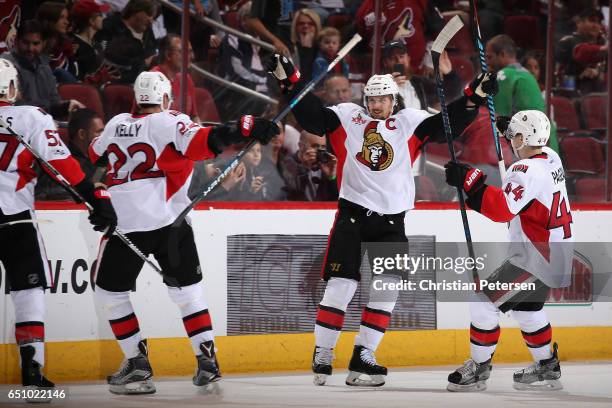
[355,121,394,171]
[0,6,20,54]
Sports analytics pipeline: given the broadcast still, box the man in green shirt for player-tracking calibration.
[485,34,559,153]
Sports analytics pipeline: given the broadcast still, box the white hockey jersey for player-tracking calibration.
[0,104,84,215]
[476,147,574,288]
[328,103,431,214]
[89,110,215,233]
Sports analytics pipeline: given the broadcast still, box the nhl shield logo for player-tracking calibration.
[355,121,394,171]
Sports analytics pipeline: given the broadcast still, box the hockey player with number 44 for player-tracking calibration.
[268,53,498,387]
[445,110,574,392]
[89,71,279,395]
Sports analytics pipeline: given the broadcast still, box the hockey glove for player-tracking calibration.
[75,180,117,238]
[266,53,301,91]
[240,115,279,145]
[444,161,487,195]
[464,71,498,105]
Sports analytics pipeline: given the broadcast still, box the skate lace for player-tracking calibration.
[522,362,538,375]
[360,348,378,366]
[314,347,334,365]
[113,358,132,378]
[457,359,477,376]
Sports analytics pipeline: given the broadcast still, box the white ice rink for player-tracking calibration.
[1,362,611,408]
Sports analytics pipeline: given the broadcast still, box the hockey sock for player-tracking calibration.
[469,297,501,363]
[12,288,45,366]
[167,283,213,356]
[315,278,358,349]
[354,275,400,351]
[513,310,553,361]
[95,287,142,359]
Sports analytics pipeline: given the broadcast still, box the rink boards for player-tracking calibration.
[1,202,611,382]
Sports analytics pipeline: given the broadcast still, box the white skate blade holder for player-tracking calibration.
[513,378,563,391]
[345,371,386,387]
[109,379,156,395]
[447,380,487,393]
[313,373,328,386]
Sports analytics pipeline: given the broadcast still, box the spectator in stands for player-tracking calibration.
[36,108,105,200]
[71,0,121,85]
[382,40,460,109]
[36,1,77,83]
[356,0,444,71]
[485,34,559,152]
[236,142,286,200]
[521,51,544,91]
[556,8,607,94]
[1,20,84,119]
[322,73,352,106]
[244,0,292,57]
[151,34,200,122]
[220,1,269,116]
[95,0,158,84]
[290,9,321,82]
[312,27,350,81]
[283,130,338,201]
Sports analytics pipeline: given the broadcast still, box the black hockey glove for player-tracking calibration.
[266,53,301,92]
[240,115,279,145]
[75,180,117,238]
[444,161,487,195]
[464,71,498,105]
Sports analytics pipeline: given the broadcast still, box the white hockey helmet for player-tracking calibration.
[134,71,173,110]
[505,110,550,155]
[0,58,18,103]
[363,74,399,114]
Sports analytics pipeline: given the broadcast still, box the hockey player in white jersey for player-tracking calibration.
[0,58,117,399]
[89,71,278,395]
[445,110,573,391]
[268,54,498,386]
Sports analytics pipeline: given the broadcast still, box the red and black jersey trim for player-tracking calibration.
[315,304,345,331]
[109,313,140,340]
[522,323,552,348]
[182,309,213,337]
[360,307,391,333]
[470,324,501,347]
[15,321,45,345]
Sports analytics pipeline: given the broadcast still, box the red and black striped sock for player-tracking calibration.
[522,323,553,361]
[109,312,142,359]
[470,324,500,363]
[314,304,345,349]
[182,309,213,354]
[355,306,392,351]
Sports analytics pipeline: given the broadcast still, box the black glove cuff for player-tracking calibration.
[74,179,95,204]
[207,123,243,155]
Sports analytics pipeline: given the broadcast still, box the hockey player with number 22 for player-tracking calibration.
[89,71,279,395]
[268,54,498,387]
[445,110,574,392]
[0,58,118,400]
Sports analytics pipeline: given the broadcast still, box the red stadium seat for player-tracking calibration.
[326,13,351,30]
[102,84,135,121]
[195,87,220,123]
[223,11,240,29]
[503,15,542,50]
[458,106,514,167]
[560,137,605,175]
[574,177,606,202]
[449,55,475,87]
[550,96,580,132]
[58,83,104,119]
[580,93,607,130]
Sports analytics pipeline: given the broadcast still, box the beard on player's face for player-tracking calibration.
[367,95,393,119]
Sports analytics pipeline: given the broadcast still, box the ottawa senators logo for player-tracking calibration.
[355,121,394,171]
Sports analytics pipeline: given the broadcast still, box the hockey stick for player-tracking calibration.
[0,219,52,229]
[0,118,173,283]
[469,0,506,180]
[168,33,363,267]
[431,15,479,283]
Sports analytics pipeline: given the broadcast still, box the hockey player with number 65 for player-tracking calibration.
[444,110,574,392]
[268,53,498,387]
[89,71,279,395]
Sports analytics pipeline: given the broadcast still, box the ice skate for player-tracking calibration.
[20,345,54,403]
[193,340,221,386]
[447,358,492,392]
[513,343,562,391]
[107,340,155,395]
[312,346,334,386]
[345,345,387,387]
